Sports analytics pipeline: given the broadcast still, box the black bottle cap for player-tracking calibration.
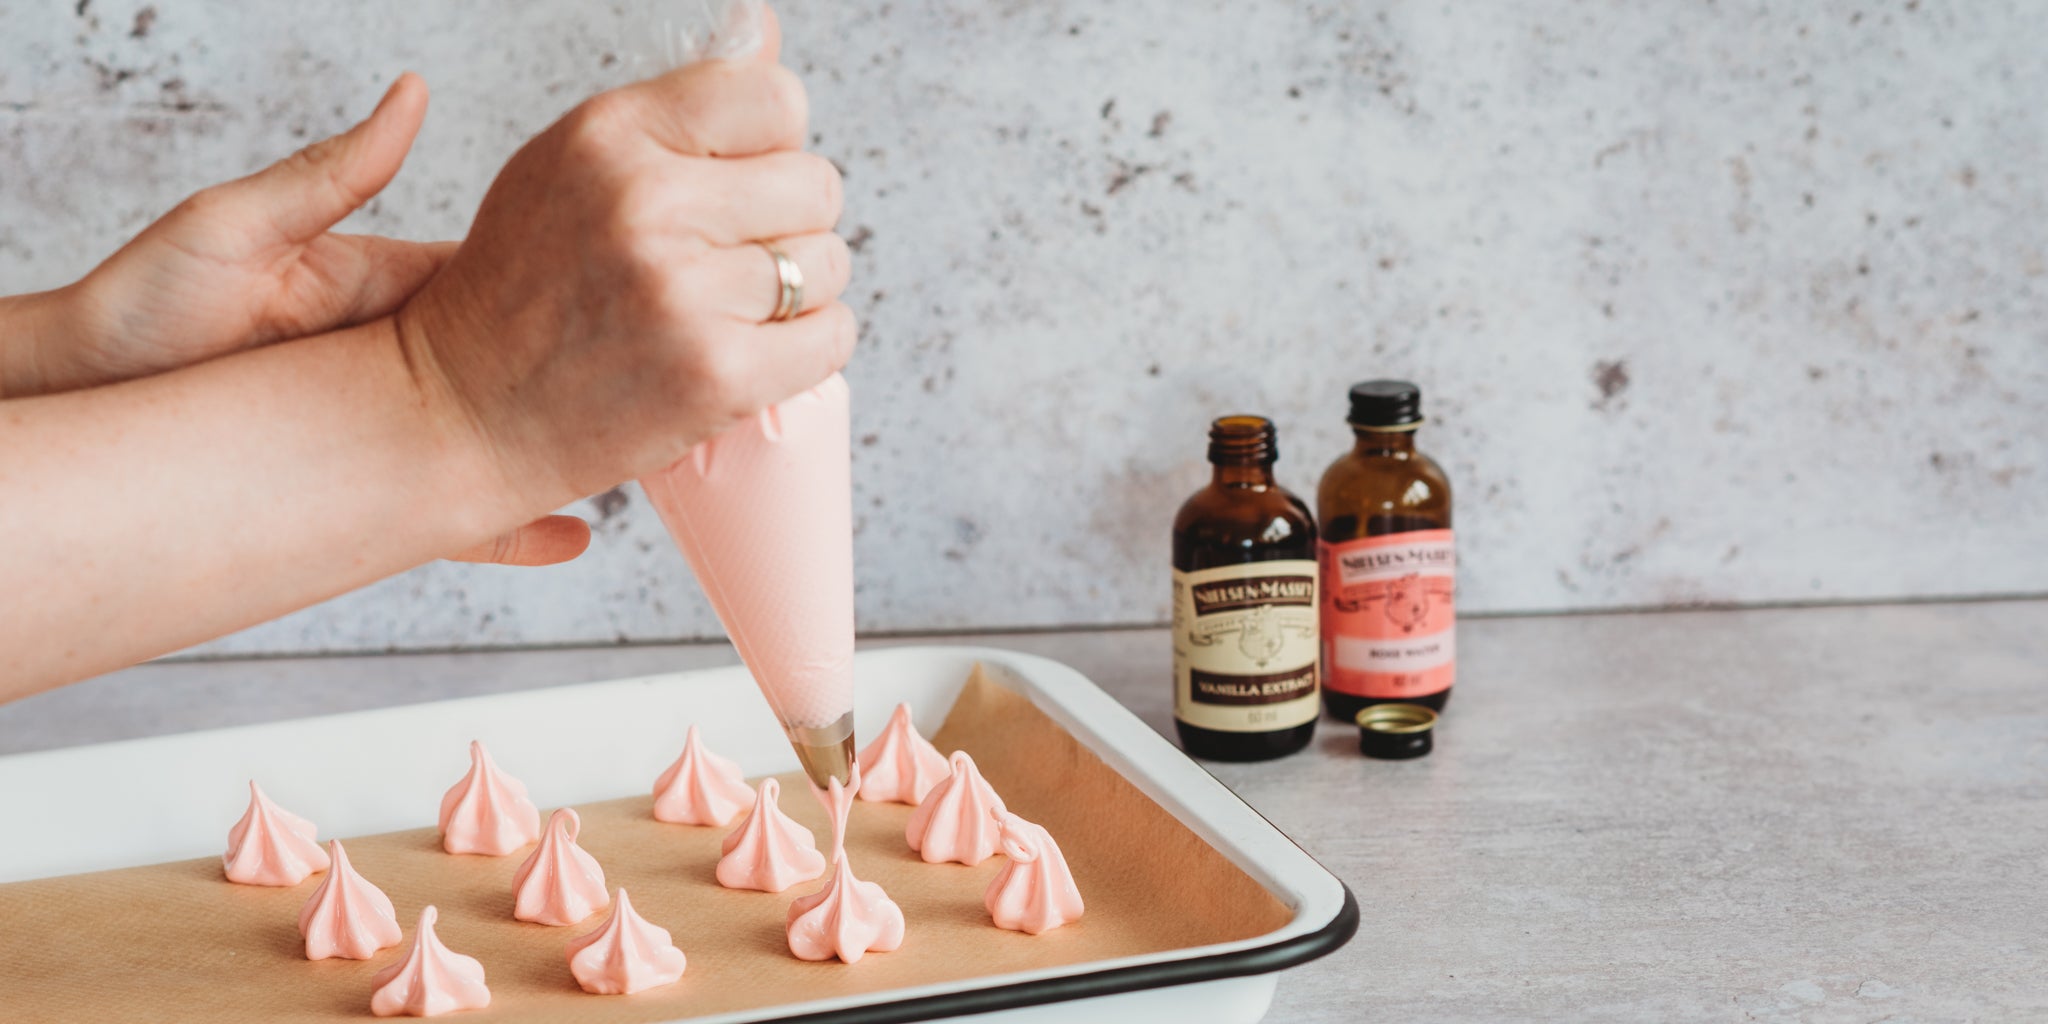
[1348,380,1423,429]
[1355,704,1437,759]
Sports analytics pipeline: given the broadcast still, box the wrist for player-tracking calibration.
[382,307,556,540]
[0,286,79,399]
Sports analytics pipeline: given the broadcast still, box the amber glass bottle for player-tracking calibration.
[1171,416,1319,761]
[1317,381,1456,721]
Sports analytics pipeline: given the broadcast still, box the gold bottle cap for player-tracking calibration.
[1355,703,1437,759]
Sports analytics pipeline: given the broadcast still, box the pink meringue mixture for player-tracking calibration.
[369,906,491,1018]
[985,811,1086,935]
[641,374,856,734]
[787,769,905,964]
[565,887,689,995]
[652,724,754,827]
[511,807,609,926]
[298,839,403,960]
[856,703,950,805]
[223,781,330,886]
[716,777,826,892]
[905,751,1008,865]
[438,740,541,856]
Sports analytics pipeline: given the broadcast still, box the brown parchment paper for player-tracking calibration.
[0,667,1291,1023]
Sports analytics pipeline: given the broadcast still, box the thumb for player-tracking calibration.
[756,5,782,63]
[445,515,593,567]
[223,72,430,243]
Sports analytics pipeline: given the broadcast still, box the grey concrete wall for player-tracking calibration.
[3,1,2043,655]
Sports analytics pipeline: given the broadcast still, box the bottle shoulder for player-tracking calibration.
[1173,483,1318,568]
[1315,444,1454,535]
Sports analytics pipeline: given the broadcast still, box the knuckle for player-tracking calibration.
[490,530,520,565]
[639,258,700,326]
[680,335,749,412]
[287,136,371,208]
[171,184,232,222]
[796,153,843,226]
[288,135,341,172]
[665,171,725,233]
[819,302,859,362]
[561,92,634,155]
[758,65,810,137]
[606,175,660,237]
[818,233,852,293]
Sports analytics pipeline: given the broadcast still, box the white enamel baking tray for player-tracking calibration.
[0,646,1355,1023]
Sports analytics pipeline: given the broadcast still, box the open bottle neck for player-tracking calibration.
[1207,415,1281,487]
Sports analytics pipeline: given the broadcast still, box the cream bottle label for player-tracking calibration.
[1172,561,1320,732]
[1319,529,1456,698]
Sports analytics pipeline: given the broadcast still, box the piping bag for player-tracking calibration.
[626,1,857,789]
[640,377,857,789]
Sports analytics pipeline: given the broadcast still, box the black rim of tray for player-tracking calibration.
[768,881,1360,1024]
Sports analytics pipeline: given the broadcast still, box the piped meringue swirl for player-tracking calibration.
[437,740,541,856]
[787,767,904,963]
[511,807,609,926]
[565,887,689,995]
[298,839,403,960]
[984,811,1085,934]
[652,724,754,827]
[905,751,1008,865]
[716,778,826,893]
[856,703,950,805]
[369,906,491,1018]
[223,780,329,886]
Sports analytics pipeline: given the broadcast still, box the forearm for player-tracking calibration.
[0,317,523,698]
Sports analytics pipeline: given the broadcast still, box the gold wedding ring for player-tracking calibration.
[762,243,804,323]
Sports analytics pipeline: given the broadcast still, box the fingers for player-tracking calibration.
[609,58,808,157]
[316,236,460,329]
[727,301,858,411]
[242,235,454,345]
[656,150,842,246]
[707,232,849,323]
[445,515,592,566]
[218,73,430,243]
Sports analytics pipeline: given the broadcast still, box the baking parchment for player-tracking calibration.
[0,666,1292,1022]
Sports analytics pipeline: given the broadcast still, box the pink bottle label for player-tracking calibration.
[1319,529,1456,699]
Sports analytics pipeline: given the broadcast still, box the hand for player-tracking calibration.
[26,75,448,395]
[0,74,591,566]
[396,27,855,517]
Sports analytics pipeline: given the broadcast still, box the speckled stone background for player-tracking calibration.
[3,1,2043,655]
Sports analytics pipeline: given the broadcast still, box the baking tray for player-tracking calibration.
[0,646,1356,1023]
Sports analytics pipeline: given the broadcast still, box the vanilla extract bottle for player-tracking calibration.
[1171,416,1320,761]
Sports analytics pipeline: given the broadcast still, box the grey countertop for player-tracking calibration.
[4,600,2044,1022]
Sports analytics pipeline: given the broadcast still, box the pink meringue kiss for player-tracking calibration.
[985,811,1085,935]
[438,740,541,856]
[565,887,688,995]
[512,807,610,926]
[787,770,904,964]
[652,724,754,827]
[905,751,1009,865]
[298,839,403,960]
[856,703,950,805]
[223,780,330,886]
[370,906,491,1018]
[716,778,826,892]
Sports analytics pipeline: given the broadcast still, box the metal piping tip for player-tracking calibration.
[785,712,856,790]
